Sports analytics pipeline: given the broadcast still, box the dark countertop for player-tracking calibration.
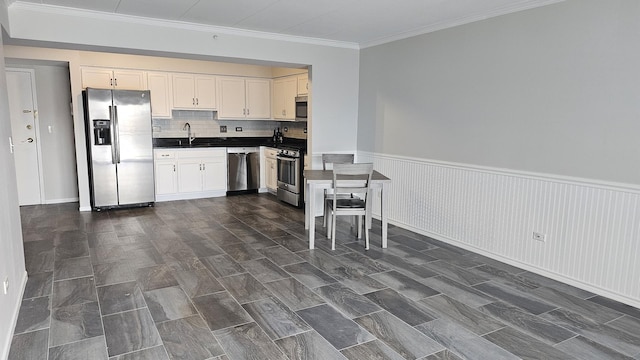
[153,137,307,152]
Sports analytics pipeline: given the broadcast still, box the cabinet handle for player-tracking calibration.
[202,164,205,171]
[193,98,195,106]
[196,98,199,106]
[199,164,202,170]
[243,108,246,115]
[173,165,176,172]
[110,78,113,87]
[247,108,250,115]
[114,78,118,87]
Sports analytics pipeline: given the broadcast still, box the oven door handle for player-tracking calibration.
[277,156,297,162]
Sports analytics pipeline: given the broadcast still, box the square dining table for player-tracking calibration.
[303,169,391,249]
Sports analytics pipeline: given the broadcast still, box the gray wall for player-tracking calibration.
[0,31,28,360]
[5,63,78,203]
[32,64,78,202]
[358,0,640,185]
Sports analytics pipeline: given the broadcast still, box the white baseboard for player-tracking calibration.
[391,218,640,309]
[1,271,28,360]
[359,150,640,308]
[44,197,79,204]
[155,190,227,202]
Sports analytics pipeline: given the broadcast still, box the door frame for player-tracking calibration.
[6,68,46,205]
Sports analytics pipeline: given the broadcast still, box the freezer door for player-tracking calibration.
[85,88,118,207]
[112,90,155,205]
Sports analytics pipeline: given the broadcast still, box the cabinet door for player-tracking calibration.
[112,70,146,90]
[202,157,227,191]
[81,68,113,89]
[273,77,297,120]
[246,79,271,119]
[272,79,285,119]
[218,77,246,118]
[195,75,216,109]
[177,159,203,192]
[172,74,196,109]
[282,77,297,120]
[297,74,308,95]
[155,161,177,195]
[147,72,171,118]
[266,157,277,190]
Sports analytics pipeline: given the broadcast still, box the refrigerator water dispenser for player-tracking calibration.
[93,120,111,145]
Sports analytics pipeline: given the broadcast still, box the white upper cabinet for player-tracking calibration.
[218,77,271,119]
[172,73,217,110]
[147,72,171,118]
[246,79,271,119]
[297,74,309,95]
[81,67,146,90]
[272,76,297,120]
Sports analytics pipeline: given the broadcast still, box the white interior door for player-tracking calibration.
[6,69,43,205]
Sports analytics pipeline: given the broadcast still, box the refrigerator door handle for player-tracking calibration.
[109,105,117,164]
[113,105,121,164]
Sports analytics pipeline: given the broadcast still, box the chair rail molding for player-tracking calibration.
[357,150,640,308]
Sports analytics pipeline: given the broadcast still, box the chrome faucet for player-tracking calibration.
[183,122,195,145]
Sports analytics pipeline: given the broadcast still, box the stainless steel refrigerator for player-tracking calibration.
[84,88,155,210]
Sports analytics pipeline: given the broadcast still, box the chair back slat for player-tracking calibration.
[332,163,373,197]
[322,153,354,170]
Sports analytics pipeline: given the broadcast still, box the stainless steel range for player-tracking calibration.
[276,147,304,207]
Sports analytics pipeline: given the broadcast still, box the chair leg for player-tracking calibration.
[323,200,328,228]
[356,215,362,239]
[360,216,369,250]
[331,212,337,250]
[326,208,332,240]
[365,222,370,250]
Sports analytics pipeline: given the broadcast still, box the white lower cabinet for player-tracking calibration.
[154,150,177,195]
[264,147,278,193]
[154,148,227,201]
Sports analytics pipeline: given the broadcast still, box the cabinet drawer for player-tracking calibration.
[265,148,278,159]
[175,148,226,159]
[154,150,175,159]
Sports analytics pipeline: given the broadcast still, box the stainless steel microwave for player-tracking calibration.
[295,96,307,120]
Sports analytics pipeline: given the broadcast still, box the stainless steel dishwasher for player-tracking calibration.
[227,147,260,193]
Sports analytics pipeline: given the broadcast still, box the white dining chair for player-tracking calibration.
[325,163,373,250]
[321,154,354,228]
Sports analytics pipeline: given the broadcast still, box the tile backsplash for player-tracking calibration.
[152,110,307,139]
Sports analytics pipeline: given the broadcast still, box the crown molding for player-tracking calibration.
[360,0,566,48]
[8,2,360,50]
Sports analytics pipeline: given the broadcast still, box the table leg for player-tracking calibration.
[308,183,316,249]
[381,184,388,248]
[305,181,310,230]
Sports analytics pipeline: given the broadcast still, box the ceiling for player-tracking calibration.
[7,0,563,47]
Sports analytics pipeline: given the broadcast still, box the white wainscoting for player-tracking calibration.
[357,151,640,308]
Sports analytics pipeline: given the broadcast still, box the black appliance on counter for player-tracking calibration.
[276,146,304,208]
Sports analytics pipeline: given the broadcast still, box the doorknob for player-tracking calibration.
[26,124,32,130]
[26,138,34,143]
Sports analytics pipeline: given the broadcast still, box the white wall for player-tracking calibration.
[357,0,640,306]
[0,30,28,360]
[5,5,360,210]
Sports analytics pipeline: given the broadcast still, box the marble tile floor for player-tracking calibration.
[8,194,640,360]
